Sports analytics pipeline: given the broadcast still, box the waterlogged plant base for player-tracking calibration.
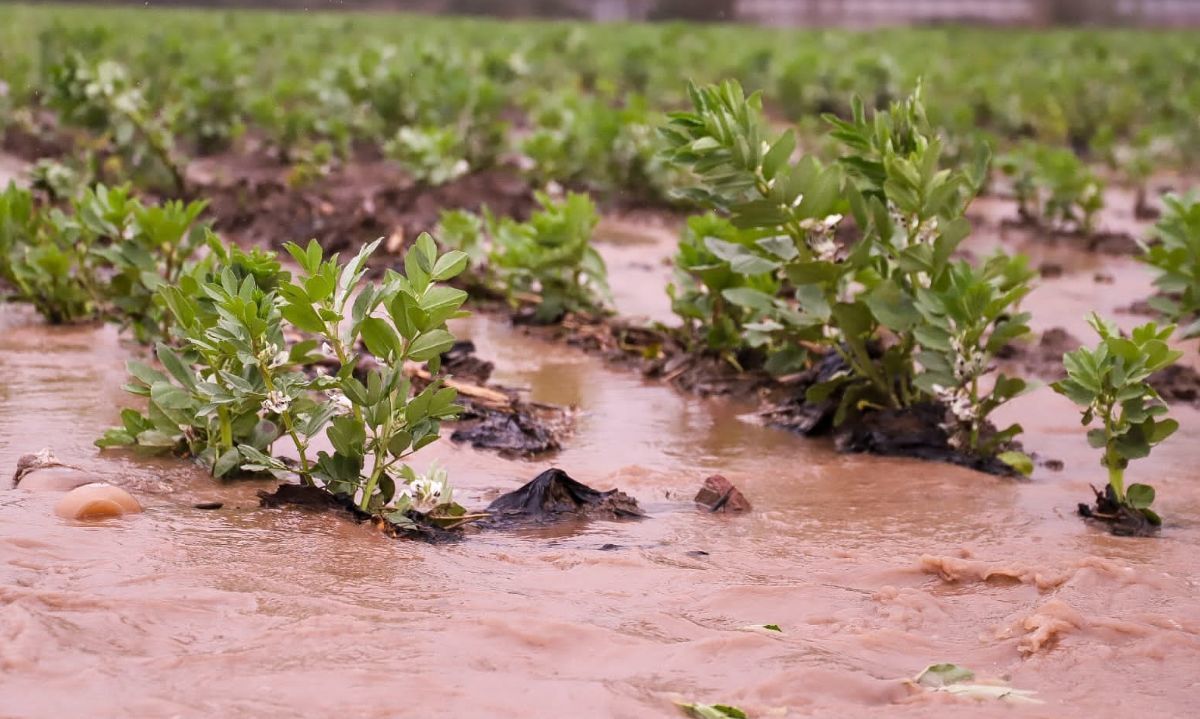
[256,483,469,541]
[258,468,643,539]
[910,663,1042,705]
[1079,484,1161,537]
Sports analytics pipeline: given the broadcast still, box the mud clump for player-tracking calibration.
[832,403,1022,476]
[694,475,752,512]
[1079,485,1160,537]
[451,411,564,456]
[483,469,644,524]
[1148,364,1200,409]
[437,341,572,457]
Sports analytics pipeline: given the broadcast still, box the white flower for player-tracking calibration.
[811,235,838,262]
[325,389,353,414]
[261,390,291,415]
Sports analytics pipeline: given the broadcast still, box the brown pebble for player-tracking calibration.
[55,484,142,520]
[193,501,224,510]
[694,475,752,513]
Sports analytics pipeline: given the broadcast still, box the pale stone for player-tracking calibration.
[54,484,142,520]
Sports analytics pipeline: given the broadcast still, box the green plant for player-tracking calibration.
[439,192,610,323]
[46,54,186,194]
[81,185,209,341]
[912,254,1034,460]
[1,182,209,337]
[668,212,791,370]
[1052,314,1181,527]
[1141,192,1200,339]
[99,233,472,523]
[489,191,609,322]
[2,184,102,324]
[999,144,1104,234]
[662,80,1032,466]
[385,125,471,186]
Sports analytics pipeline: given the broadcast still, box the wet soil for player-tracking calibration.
[190,152,537,256]
[4,287,1200,717]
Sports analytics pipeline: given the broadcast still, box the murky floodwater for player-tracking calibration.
[4,203,1200,717]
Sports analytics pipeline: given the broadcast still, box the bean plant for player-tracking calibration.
[99,233,471,523]
[437,191,610,322]
[999,143,1105,235]
[662,80,1033,468]
[1052,314,1181,526]
[1141,192,1200,339]
[46,54,186,193]
[0,182,207,336]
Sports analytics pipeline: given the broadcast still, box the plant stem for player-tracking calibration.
[259,358,311,482]
[359,413,393,511]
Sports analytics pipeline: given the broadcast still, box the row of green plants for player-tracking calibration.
[660,80,1194,531]
[0,180,474,527]
[2,5,1197,213]
[0,182,205,341]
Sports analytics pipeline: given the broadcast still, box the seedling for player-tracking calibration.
[1052,314,1181,531]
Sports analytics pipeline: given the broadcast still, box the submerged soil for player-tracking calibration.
[4,279,1200,717]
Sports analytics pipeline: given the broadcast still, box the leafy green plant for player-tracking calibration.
[46,54,186,194]
[668,212,789,370]
[999,144,1104,235]
[912,254,1034,461]
[1051,314,1181,528]
[662,80,1032,467]
[2,183,102,323]
[385,125,471,186]
[436,192,609,323]
[1,182,208,337]
[1141,192,1200,339]
[99,232,472,523]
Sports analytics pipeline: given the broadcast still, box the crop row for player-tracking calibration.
[2,5,1199,219]
[4,68,1198,535]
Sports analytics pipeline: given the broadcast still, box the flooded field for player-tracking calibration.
[3,216,1199,717]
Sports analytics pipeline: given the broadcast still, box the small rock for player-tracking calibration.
[1093,272,1115,284]
[694,475,752,512]
[15,466,94,492]
[194,501,224,510]
[55,484,142,520]
[686,550,711,557]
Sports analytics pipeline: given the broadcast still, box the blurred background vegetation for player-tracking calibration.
[26,1,1199,26]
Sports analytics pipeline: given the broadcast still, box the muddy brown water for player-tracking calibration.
[4,192,1200,716]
